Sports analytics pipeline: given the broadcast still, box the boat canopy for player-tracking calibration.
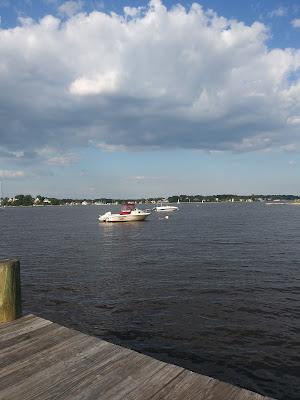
[120,203,135,214]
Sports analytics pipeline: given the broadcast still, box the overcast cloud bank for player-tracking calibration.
[1,0,300,165]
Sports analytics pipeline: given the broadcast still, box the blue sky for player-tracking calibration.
[1,0,300,197]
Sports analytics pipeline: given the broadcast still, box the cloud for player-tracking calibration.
[0,0,300,166]
[127,176,159,182]
[58,1,84,17]
[280,143,298,152]
[268,7,287,18]
[287,116,300,125]
[70,71,119,95]
[46,154,79,165]
[36,147,79,165]
[0,170,26,178]
[291,18,300,28]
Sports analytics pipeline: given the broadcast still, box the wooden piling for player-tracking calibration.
[0,259,22,323]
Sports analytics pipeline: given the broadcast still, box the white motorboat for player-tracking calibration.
[153,205,179,212]
[265,202,287,205]
[99,204,150,222]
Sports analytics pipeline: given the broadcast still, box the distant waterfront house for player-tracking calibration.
[43,198,51,204]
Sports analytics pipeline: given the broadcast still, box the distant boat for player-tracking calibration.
[99,203,150,222]
[153,205,179,212]
[265,202,287,205]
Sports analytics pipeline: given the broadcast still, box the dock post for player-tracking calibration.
[0,259,22,323]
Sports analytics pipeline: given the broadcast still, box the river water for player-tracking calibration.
[0,203,299,399]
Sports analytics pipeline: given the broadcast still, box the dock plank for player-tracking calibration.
[0,329,88,387]
[0,323,68,358]
[67,353,174,400]
[0,315,275,400]
[1,338,130,399]
[0,315,52,342]
[150,370,215,400]
[0,314,35,333]
[113,363,185,400]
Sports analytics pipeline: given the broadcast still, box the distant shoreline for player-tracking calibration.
[1,193,300,207]
[2,200,300,208]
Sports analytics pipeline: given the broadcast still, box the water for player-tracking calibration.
[0,203,299,399]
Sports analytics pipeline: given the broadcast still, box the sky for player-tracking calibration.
[1,0,300,198]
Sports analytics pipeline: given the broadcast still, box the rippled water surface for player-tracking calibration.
[1,203,299,399]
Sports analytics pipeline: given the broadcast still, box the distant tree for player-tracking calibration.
[14,194,33,206]
[49,198,60,205]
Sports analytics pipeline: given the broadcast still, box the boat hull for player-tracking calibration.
[99,210,150,223]
[153,206,179,212]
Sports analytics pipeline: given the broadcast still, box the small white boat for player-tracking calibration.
[99,204,150,223]
[265,202,287,205]
[153,205,179,212]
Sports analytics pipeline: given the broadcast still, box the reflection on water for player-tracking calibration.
[1,203,300,400]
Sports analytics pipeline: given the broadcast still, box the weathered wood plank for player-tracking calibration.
[0,338,130,399]
[37,350,149,400]
[0,315,52,342]
[60,350,169,400]
[0,315,275,400]
[0,332,100,391]
[0,323,82,371]
[150,369,215,400]
[0,322,65,354]
[103,363,185,400]
[151,370,272,400]
[0,314,35,334]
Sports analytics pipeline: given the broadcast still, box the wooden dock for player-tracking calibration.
[0,314,274,400]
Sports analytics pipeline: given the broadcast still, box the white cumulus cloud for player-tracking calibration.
[291,18,300,28]
[0,0,300,164]
[58,0,84,17]
[268,7,287,18]
[70,71,119,95]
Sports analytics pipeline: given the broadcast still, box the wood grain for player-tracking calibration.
[0,259,22,323]
[0,315,276,400]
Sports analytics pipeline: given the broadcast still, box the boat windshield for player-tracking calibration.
[120,204,135,213]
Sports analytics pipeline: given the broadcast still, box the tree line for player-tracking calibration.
[1,193,300,207]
